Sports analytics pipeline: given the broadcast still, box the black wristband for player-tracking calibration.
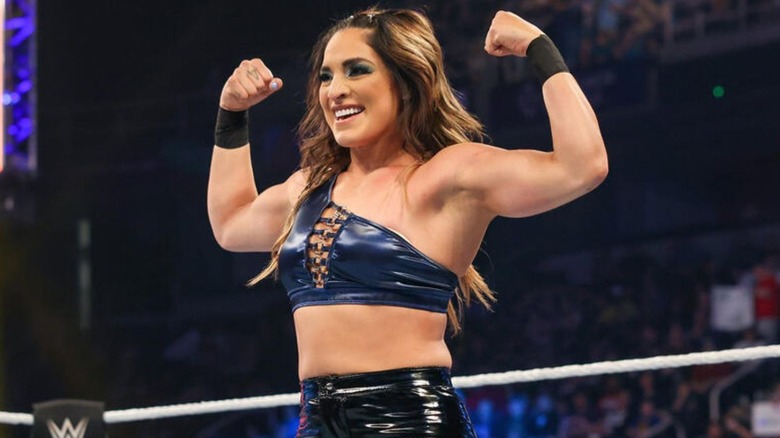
[214,108,249,149]
[526,34,569,84]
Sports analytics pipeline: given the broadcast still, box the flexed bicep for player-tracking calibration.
[209,169,304,253]
[213,184,290,252]
[473,149,601,218]
[433,143,603,219]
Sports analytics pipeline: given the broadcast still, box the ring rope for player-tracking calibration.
[2,344,779,426]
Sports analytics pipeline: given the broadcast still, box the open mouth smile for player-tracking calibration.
[335,106,365,121]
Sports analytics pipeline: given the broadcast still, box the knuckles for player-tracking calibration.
[220,58,279,109]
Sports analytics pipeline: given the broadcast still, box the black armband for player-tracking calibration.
[526,34,569,84]
[214,108,249,149]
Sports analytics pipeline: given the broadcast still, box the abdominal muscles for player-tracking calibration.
[293,304,452,380]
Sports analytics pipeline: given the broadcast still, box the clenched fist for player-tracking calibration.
[484,11,544,57]
[219,58,283,111]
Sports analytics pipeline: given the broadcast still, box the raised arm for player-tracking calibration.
[207,58,298,252]
[435,11,608,219]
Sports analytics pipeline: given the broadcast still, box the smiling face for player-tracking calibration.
[318,28,402,150]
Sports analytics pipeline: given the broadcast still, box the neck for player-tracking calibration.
[347,142,418,175]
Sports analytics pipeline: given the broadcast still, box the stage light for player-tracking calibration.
[1,0,36,177]
[1,0,5,174]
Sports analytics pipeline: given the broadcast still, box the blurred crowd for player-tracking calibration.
[432,0,668,73]
[429,0,776,75]
[420,0,777,120]
[453,239,780,437]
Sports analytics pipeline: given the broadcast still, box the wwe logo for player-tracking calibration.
[46,418,89,438]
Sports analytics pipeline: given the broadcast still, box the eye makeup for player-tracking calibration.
[319,58,375,83]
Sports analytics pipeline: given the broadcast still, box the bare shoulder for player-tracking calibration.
[251,169,308,218]
[427,142,497,165]
[284,169,309,204]
[414,142,503,192]
[400,143,486,215]
[404,143,498,257]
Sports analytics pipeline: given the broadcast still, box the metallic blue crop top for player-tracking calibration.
[278,174,459,313]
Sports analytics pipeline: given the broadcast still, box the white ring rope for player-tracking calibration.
[2,344,779,426]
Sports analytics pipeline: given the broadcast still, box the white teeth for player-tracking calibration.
[335,107,363,119]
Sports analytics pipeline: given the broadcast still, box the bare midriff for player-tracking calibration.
[293,304,452,380]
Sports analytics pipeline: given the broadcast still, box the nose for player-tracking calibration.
[326,76,349,101]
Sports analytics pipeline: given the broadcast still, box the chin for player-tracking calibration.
[333,134,366,149]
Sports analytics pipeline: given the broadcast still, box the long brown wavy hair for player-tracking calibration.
[250,7,495,333]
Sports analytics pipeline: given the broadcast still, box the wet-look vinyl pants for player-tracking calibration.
[297,367,477,437]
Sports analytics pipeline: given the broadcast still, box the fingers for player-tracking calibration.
[234,66,258,96]
[483,10,544,57]
[483,14,518,57]
[220,58,283,111]
[484,30,510,57]
[244,59,276,92]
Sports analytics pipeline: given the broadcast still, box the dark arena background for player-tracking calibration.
[2,0,780,436]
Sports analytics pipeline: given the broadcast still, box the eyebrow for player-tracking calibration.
[320,57,373,71]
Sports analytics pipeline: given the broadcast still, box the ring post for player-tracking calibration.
[32,400,105,438]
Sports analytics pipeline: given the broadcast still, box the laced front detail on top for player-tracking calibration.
[305,204,349,288]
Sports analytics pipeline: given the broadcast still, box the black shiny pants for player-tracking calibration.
[297,367,476,437]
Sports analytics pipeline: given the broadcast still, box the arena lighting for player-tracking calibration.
[1,0,35,222]
[2,0,36,177]
[1,0,5,174]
